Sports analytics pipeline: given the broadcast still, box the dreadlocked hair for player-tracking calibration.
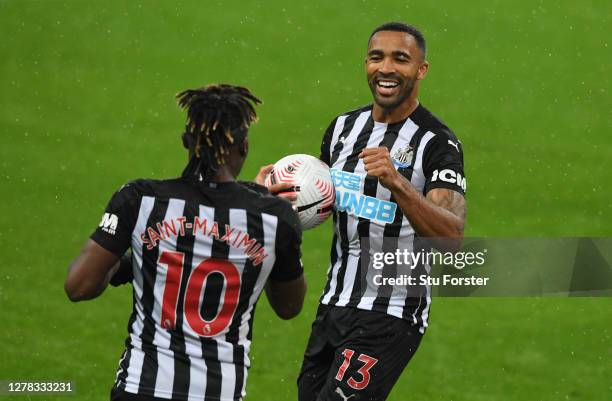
[176,84,261,181]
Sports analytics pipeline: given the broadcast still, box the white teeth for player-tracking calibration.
[378,81,398,88]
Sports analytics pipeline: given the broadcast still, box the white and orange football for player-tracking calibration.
[264,154,335,230]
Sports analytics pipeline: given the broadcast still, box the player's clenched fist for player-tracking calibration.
[359,147,402,190]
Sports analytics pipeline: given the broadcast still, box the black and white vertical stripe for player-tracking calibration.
[116,197,279,400]
[320,107,438,332]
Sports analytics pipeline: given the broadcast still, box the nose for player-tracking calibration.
[379,57,395,74]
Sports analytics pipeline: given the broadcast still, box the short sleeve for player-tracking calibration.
[269,204,304,282]
[90,183,141,257]
[319,118,337,166]
[422,132,467,195]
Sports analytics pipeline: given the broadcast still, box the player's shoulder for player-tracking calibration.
[236,181,295,215]
[111,177,198,202]
[115,177,177,195]
[236,181,300,226]
[321,104,373,138]
[411,104,460,143]
[233,181,283,210]
[109,178,151,199]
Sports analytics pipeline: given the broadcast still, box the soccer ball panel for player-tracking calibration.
[264,154,335,230]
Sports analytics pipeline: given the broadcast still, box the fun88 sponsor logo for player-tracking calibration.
[331,169,397,223]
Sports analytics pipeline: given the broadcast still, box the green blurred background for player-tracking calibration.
[0,1,610,400]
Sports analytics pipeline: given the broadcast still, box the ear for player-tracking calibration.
[417,61,429,81]
[239,138,248,157]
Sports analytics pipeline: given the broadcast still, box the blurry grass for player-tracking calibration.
[0,1,610,400]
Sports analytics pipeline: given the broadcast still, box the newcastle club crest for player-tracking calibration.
[391,143,414,168]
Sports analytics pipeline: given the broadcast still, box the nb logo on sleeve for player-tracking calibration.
[431,169,467,191]
[99,213,118,235]
[331,169,397,224]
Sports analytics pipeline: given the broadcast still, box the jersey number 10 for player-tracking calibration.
[158,250,241,337]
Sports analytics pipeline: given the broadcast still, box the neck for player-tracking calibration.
[372,96,419,124]
[211,166,236,182]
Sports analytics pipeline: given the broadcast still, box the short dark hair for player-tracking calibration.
[369,22,427,58]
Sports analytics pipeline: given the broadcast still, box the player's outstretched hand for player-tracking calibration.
[359,147,402,190]
[255,164,298,202]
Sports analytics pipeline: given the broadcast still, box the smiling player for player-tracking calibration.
[298,22,467,400]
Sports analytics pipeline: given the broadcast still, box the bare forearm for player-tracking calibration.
[359,147,466,251]
[65,262,118,301]
[388,176,464,241]
[65,240,120,302]
[265,274,307,320]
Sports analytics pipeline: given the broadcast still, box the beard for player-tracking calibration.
[368,74,416,110]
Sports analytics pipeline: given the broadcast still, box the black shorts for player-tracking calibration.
[298,304,423,401]
[110,387,170,401]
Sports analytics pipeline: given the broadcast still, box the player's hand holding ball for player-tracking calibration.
[258,154,335,230]
[255,164,298,202]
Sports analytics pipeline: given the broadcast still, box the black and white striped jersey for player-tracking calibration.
[91,178,302,401]
[318,104,466,333]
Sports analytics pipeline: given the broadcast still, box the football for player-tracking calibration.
[265,154,335,230]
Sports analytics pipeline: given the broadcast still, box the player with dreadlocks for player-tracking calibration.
[178,84,261,181]
[65,84,307,401]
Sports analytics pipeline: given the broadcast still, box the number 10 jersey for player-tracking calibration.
[91,177,303,401]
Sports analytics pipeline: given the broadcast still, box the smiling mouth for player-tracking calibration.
[375,79,400,96]
[377,79,399,89]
